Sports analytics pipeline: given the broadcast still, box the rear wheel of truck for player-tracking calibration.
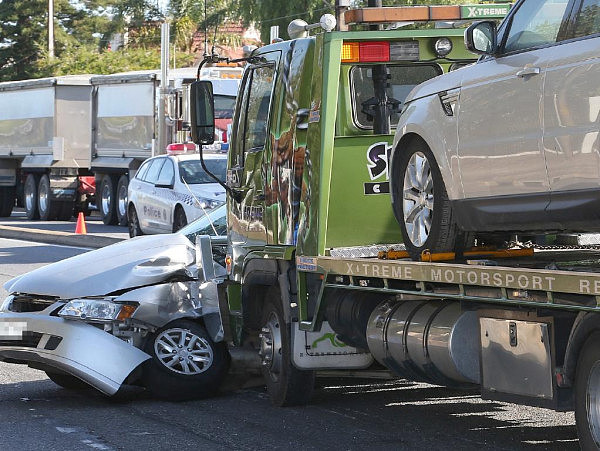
[99,175,118,225]
[45,371,90,390]
[392,140,466,260]
[128,205,143,238]
[24,174,40,220]
[259,286,315,406]
[0,186,15,217]
[116,175,129,226]
[575,331,600,449]
[38,174,60,221]
[142,320,229,401]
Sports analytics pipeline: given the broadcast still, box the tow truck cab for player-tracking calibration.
[221,26,479,278]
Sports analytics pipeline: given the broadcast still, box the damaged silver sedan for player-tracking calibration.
[0,205,230,400]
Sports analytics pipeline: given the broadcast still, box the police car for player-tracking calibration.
[127,145,226,237]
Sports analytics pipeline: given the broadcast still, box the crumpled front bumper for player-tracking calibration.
[0,312,151,395]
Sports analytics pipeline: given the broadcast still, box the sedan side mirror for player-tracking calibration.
[190,80,215,145]
[465,21,497,56]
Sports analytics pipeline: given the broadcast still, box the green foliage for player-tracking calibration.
[233,0,333,43]
[0,0,167,81]
[35,45,196,76]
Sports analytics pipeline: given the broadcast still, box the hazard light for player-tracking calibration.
[166,143,196,154]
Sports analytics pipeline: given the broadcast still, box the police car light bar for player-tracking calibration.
[166,143,196,154]
[344,4,511,25]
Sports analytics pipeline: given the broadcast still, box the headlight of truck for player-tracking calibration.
[0,295,14,312]
[58,299,137,322]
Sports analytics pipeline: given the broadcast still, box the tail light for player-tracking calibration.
[342,40,419,62]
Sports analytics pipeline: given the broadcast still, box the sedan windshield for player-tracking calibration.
[179,159,227,184]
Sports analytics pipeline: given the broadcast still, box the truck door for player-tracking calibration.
[227,52,279,248]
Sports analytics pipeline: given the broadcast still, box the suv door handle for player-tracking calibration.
[516,66,541,78]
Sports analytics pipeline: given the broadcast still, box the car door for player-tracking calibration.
[543,0,600,227]
[138,157,166,232]
[457,0,572,226]
[227,52,279,251]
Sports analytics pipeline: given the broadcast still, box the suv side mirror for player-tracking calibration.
[465,21,497,56]
[190,80,215,145]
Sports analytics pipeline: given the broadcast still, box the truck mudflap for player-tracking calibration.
[0,313,150,395]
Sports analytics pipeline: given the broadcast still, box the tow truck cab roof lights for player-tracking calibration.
[343,4,511,25]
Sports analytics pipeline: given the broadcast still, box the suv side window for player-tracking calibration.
[573,0,600,37]
[143,158,165,184]
[503,0,570,53]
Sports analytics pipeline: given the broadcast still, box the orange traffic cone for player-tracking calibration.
[75,212,87,235]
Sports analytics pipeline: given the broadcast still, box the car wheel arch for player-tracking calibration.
[392,132,459,200]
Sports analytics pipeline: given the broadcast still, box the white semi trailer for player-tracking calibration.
[0,67,241,224]
[0,75,94,221]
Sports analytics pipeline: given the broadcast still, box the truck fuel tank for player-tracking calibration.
[366,300,480,386]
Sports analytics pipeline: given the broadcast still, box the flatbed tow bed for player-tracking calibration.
[298,246,600,332]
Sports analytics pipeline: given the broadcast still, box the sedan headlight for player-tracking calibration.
[58,299,137,322]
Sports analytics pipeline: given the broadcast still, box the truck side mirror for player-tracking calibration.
[465,21,497,56]
[190,80,215,145]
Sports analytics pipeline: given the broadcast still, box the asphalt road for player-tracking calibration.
[0,237,581,450]
[0,208,129,239]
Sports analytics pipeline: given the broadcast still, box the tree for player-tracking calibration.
[233,0,334,43]
[0,0,173,81]
[0,0,49,80]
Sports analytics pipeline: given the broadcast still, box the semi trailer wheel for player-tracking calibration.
[116,175,129,226]
[142,320,229,401]
[38,174,60,221]
[99,175,118,225]
[24,173,40,219]
[575,331,600,449]
[259,286,315,406]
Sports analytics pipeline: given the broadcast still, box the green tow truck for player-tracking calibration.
[188,4,600,447]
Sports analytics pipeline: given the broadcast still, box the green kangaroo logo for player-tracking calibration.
[312,333,346,349]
